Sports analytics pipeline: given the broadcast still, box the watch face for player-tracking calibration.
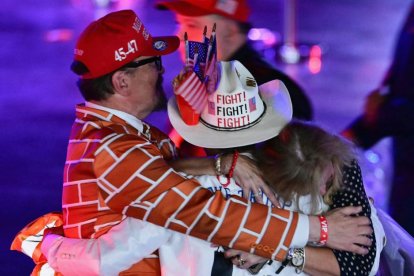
[292,254,304,266]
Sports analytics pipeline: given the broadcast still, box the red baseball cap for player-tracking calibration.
[155,0,250,23]
[73,10,179,79]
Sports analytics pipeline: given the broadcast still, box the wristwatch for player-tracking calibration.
[289,248,305,273]
[275,247,305,274]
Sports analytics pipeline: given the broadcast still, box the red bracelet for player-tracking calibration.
[227,151,239,178]
[319,215,328,245]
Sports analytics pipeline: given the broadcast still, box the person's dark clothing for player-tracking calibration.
[332,161,377,275]
[230,42,313,121]
[343,5,414,235]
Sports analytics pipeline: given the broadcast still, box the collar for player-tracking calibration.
[85,102,145,133]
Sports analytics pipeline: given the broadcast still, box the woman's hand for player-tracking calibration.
[224,153,280,207]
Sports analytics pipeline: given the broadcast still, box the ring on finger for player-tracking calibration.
[238,258,246,266]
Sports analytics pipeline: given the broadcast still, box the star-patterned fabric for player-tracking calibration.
[332,161,377,275]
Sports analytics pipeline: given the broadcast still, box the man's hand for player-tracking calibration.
[226,154,280,207]
[224,248,268,269]
[324,206,372,254]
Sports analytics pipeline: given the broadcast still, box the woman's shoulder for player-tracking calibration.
[342,160,365,192]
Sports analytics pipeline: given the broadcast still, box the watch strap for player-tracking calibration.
[275,249,293,274]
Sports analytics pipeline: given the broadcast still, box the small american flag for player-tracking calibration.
[208,101,216,115]
[188,41,208,63]
[204,27,218,91]
[174,71,207,114]
[249,97,256,112]
[176,25,218,115]
[204,47,218,94]
[188,41,208,81]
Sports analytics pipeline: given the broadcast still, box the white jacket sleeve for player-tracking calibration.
[290,213,309,248]
[41,217,171,276]
[368,203,386,276]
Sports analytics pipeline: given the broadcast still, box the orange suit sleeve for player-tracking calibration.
[94,133,300,261]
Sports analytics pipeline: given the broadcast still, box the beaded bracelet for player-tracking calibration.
[216,151,239,188]
[228,151,239,178]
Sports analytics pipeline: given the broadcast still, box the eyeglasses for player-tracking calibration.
[123,56,162,71]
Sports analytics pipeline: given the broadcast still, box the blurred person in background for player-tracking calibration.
[342,3,414,237]
[155,0,313,158]
[155,0,313,121]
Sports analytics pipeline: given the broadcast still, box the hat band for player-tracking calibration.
[200,103,267,131]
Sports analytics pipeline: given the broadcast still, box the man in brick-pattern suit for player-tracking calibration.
[12,10,373,276]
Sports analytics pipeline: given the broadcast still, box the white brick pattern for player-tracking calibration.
[62,105,299,273]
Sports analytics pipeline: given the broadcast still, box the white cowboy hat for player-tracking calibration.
[168,60,293,148]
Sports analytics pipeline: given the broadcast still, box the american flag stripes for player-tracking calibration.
[175,25,218,116]
[174,71,207,114]
[204,45,218,94]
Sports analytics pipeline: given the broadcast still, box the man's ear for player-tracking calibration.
[112,71,130,96]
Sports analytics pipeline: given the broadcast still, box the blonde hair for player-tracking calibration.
[255,120,356,214]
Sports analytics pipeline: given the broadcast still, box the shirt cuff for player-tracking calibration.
[289,213,309,248]
[41,234,64,264]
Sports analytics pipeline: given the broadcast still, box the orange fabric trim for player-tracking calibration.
[119,257,161,276]
[11,212,63,263]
